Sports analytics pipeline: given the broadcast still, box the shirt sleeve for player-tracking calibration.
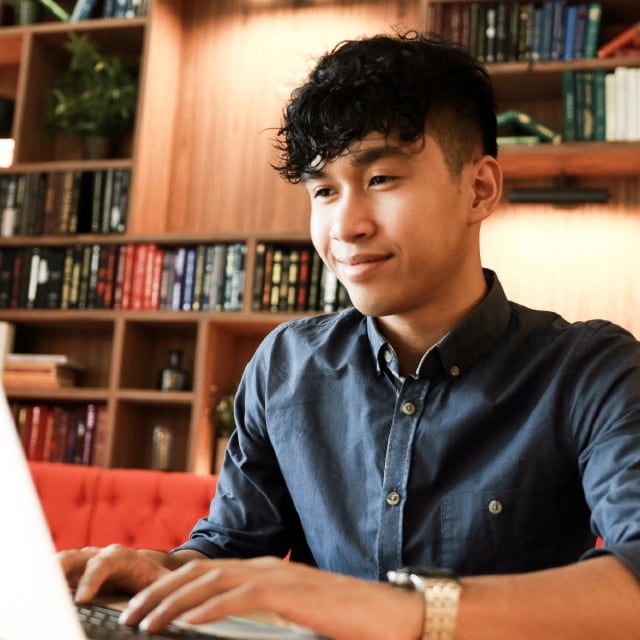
[172,329,309,560]
[573,322,640,580]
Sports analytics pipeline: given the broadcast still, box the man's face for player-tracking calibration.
[304,132,483,323]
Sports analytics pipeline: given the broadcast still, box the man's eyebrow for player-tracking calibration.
[301,145,410,182]
[348,145,411,166]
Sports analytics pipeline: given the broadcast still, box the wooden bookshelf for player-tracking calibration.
[0,0,638,473]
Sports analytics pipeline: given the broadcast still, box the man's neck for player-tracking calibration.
[377,272,488,376]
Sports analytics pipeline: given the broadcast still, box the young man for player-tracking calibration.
[61,32,640,638]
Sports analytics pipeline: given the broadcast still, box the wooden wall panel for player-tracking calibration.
[158,0,424,235]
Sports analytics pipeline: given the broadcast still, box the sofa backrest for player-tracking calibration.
[28,462,217,551]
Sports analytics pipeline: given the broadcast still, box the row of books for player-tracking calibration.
[252,243,351,314]
[12,402,108,467]
[563,67,640,142]
[428,1,602,63]
[70,0,149,21]
[0,242,247,312]
[0,169,130,237]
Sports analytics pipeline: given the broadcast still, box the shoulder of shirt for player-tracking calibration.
[510,300,637,345]
[268,306,364,336]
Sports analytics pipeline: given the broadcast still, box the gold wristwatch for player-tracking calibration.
[387,567,461,640]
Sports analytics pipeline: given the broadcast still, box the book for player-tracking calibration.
[497,135,541,145]
[0,321,15,370]
[583,2,602,58]
[597,21,640,58]
[497,109,562,143]
[70,0,100,22]
[573,3,589,58]
[563,4,577,60]
[5,353,85,370]
[593,69,607,141]
[562,70,577,141]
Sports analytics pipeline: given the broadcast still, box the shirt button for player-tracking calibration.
[384,349,393,363]
[401,402,416,416]
[450,365,461,377]
[488,499,503,515]
[386,491,401,506]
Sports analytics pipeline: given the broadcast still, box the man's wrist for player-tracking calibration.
[387,567,461,640]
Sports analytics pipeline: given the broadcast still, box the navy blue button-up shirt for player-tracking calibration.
[177,270,640,582]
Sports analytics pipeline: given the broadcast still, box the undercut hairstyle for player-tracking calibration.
[274,31,498,183]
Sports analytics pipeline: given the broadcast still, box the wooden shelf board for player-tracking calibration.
[5,387,109,401]
[499,143,640,178]
[117,389,195,404]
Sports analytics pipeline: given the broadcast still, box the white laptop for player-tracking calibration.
[0,387,327,640]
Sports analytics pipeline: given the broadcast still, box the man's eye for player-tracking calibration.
[369,175,394,186]
[313,187,335,199]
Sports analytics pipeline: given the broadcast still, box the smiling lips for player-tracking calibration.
[336,253,391,280]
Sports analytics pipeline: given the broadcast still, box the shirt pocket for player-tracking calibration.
[440,486,582,574]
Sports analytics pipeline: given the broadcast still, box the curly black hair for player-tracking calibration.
[274,31,497,183]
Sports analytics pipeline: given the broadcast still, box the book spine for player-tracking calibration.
[562,70,576,141]
[583,2,602,59]
[605,71,617,141]
[563,4,577,60]
[191,244,206,311]
[70,0,100,21]
[592,69,607,141]
[252,242,267,311]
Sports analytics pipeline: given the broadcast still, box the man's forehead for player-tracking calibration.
[303,133,423,180]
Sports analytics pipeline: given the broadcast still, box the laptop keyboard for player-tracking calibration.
[77,604,228,639]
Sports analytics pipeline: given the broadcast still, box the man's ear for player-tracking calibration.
[468,155,502,224]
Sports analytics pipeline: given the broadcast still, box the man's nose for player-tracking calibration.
[329,191,376,242]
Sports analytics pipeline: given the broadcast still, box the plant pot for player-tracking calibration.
[83,135,112,160]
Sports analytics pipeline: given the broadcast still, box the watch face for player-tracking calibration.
[387,566,458,587]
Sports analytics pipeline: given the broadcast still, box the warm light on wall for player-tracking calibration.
[482,203,640,337]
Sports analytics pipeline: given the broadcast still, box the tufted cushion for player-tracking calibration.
[89,467,217,550]
[29,462,101,551]
[28,462,217,552]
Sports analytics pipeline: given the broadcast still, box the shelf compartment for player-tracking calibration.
[110,399,191,470]
[9,317,114,387]
[14,23,145,164]
[117,318,198,391]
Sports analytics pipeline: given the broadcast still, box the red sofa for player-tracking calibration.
[28,461,218,551]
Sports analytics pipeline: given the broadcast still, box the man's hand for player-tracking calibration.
[119,556,424,640]
[58,545,200,603]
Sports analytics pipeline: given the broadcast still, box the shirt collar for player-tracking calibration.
[367,269,512,379]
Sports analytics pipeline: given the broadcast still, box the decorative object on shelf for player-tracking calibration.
[44,33,139,159]
[151,424,173,471]
[158,349,189,391]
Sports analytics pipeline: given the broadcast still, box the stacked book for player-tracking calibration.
[3,353,85,389]
[497,109,562,145]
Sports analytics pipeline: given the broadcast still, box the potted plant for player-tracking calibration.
[213,386,238,472]
[45,33,139,159]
